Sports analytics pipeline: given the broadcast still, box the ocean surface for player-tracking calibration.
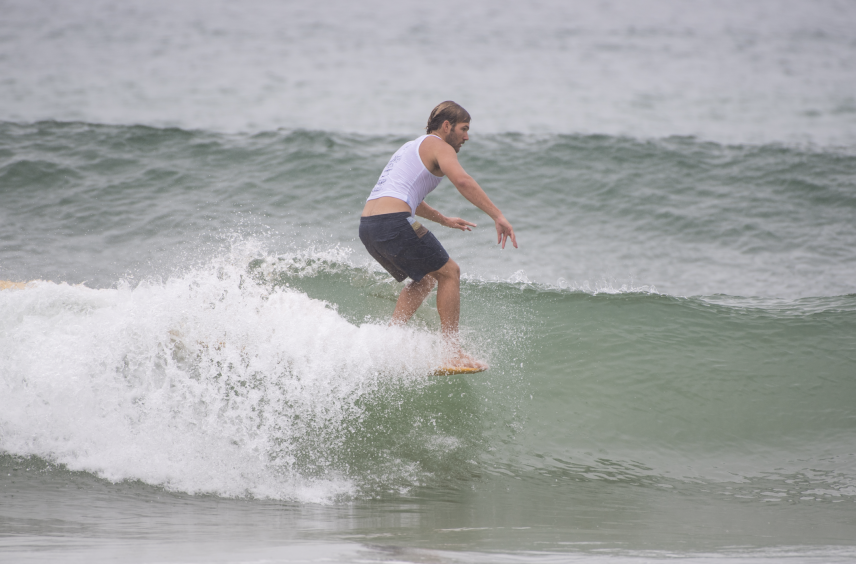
[2,1,855,563]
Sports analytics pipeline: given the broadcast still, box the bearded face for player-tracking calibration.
[444,122,470,153]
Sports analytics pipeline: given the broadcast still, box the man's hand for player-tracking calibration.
[442,216,477,232]
[495,215,517,249]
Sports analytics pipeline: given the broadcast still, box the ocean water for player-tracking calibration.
[2,1,856,563]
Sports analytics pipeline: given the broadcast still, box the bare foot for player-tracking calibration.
[445,350,488,371]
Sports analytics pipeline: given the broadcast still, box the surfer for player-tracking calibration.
[360,101,517,370]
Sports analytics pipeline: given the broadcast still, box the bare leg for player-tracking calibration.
[390,275,436,326]
[431,259,461,340]
[429,259,487,370]
[388,260,486,370]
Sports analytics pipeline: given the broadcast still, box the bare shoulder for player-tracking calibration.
[419,135,456,175]
[420,134,448,154]
[426,136,459,162]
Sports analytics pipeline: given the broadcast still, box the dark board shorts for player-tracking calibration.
[359,212,450,282]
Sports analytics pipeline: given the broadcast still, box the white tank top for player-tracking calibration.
[367,134,443,217]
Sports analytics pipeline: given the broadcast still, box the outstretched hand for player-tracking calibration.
[443,216,477,232]
[495,216,518,249]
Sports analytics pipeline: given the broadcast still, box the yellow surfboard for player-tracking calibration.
[433,366,487,376]
[0,280,29,290]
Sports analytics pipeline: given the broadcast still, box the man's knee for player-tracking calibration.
[413,275,436,290]
[431,258,460,281]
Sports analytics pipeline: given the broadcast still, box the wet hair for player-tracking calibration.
[425,101,471,134]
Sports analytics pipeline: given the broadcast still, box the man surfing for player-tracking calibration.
[359,101,518,370]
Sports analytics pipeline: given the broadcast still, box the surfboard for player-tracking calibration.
[0,280,29,290]
[433,366,487,376]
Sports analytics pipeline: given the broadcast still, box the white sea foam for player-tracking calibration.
[0,251,447,502]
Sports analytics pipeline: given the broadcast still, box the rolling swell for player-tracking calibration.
[2,120,855,297]
[512,287,856,496]
[1,250,854,504]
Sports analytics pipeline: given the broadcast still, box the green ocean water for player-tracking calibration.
[2,120,856,562]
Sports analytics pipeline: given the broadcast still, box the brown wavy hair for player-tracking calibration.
[426,101,471,134]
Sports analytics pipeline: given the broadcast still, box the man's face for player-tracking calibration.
[444,122,470,153]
